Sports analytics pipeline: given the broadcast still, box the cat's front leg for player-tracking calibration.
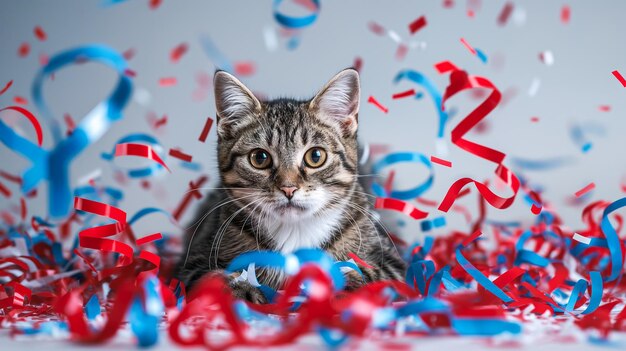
[227,271,268,304]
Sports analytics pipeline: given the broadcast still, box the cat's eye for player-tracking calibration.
[249,149,272,169]
[304,147,327,168]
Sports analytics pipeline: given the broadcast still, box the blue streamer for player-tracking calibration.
[226,248,346,291]
[273,0,321,29]
[128,276,163,347]
[371,152,434,200]
[599,197,626,282]
[456,244,513,303]
[393,70,449,141]
[0,45,132,218]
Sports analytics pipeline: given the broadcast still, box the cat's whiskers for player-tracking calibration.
[211,199,262,268]
[182,193,261,267]
[336,205,363,256]
[345,200,402,264]
[239,199,265,251]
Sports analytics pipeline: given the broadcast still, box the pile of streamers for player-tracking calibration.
[3,3,626,350]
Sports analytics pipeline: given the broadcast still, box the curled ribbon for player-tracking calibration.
[273,0,321,29]
[371,152,433,200]
[435,61,520,212]
[0,45,132,218]
[393,70,449,152]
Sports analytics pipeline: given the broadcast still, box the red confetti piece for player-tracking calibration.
[430,156,452,168]
[170,42,188,63]
[122,48,136,60]
[173,175,208,221]
[497,2,514,26]
[0,170,22,185]
[348,252,373,269]
[114,143,171,172]
[149,0,162,9]
[234,61,256,76]
[368,21,386,35]
[39,53,49,66]
[13,96,28,105]
[353,57,363,73]
[374,197,428,220]
[395,44,408,61]
[408,16,427,34]
[612,70,626,87]
[198,117,213,142]
[443,0,454,8]
[367,95,388,114]
[598,105,611,112]
[19,197,27,220]
[34,26,47,41]
[575,182,595,198]
[0,80,13,96]
[168,148,193,163]
[460,38,477,55]
[0,181,11,198]
[123,69,136,77]
[561,5,571,24]
[530,116,540,123]
[392,89,416,99]
[153,114,168,129]
[136,232,163,246]
[158,77,177,87]
[0,106,44,146]
[64,113,76,135]
[18,42,30,57]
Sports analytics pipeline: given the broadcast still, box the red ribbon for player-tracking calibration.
[435,61,520,212]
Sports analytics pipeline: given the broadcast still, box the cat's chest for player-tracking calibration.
[264,209,343,253]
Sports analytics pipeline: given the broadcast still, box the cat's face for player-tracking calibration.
[213,69,360,223]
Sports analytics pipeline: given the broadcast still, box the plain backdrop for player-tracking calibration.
[1,0,626,249]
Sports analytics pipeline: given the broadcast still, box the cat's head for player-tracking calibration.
[213,69,360,223]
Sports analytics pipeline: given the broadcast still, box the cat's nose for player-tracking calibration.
[280,186,299,200]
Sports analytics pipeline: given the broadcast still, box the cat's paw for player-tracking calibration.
[229,281,268,304]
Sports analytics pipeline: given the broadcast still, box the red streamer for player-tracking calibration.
[374,197,428,220]
[114,143,171,172]
[0,106,44,146]
[435,61,520,212]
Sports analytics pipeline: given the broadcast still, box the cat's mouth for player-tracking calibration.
[274,202,307,214]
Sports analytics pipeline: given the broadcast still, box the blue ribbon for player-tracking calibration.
[393,70,449,141]
[273,0,321,29]
[371,152,434,200]
[599,197,626,282]
[226,248,346,291]
[0,45,132,218]
[456,243,513,303]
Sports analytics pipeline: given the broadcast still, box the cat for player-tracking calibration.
[176,68,406,303]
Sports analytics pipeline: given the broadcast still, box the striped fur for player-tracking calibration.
[176,69,405,302]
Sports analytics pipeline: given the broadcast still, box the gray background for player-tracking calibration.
[1,0,625,241]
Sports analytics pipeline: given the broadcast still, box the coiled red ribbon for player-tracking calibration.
[435,61,520,212]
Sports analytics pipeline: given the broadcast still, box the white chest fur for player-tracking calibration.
[264,207,344,254]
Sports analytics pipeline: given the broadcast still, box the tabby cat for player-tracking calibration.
[176,68,405,302]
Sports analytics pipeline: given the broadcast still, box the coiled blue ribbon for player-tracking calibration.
[273,0,321,29]
[371,152,434,200]
[394,70,449,145]
[0,45,132,218]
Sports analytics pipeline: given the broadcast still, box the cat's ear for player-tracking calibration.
[214,71,262,138]
[310,68,360,137]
